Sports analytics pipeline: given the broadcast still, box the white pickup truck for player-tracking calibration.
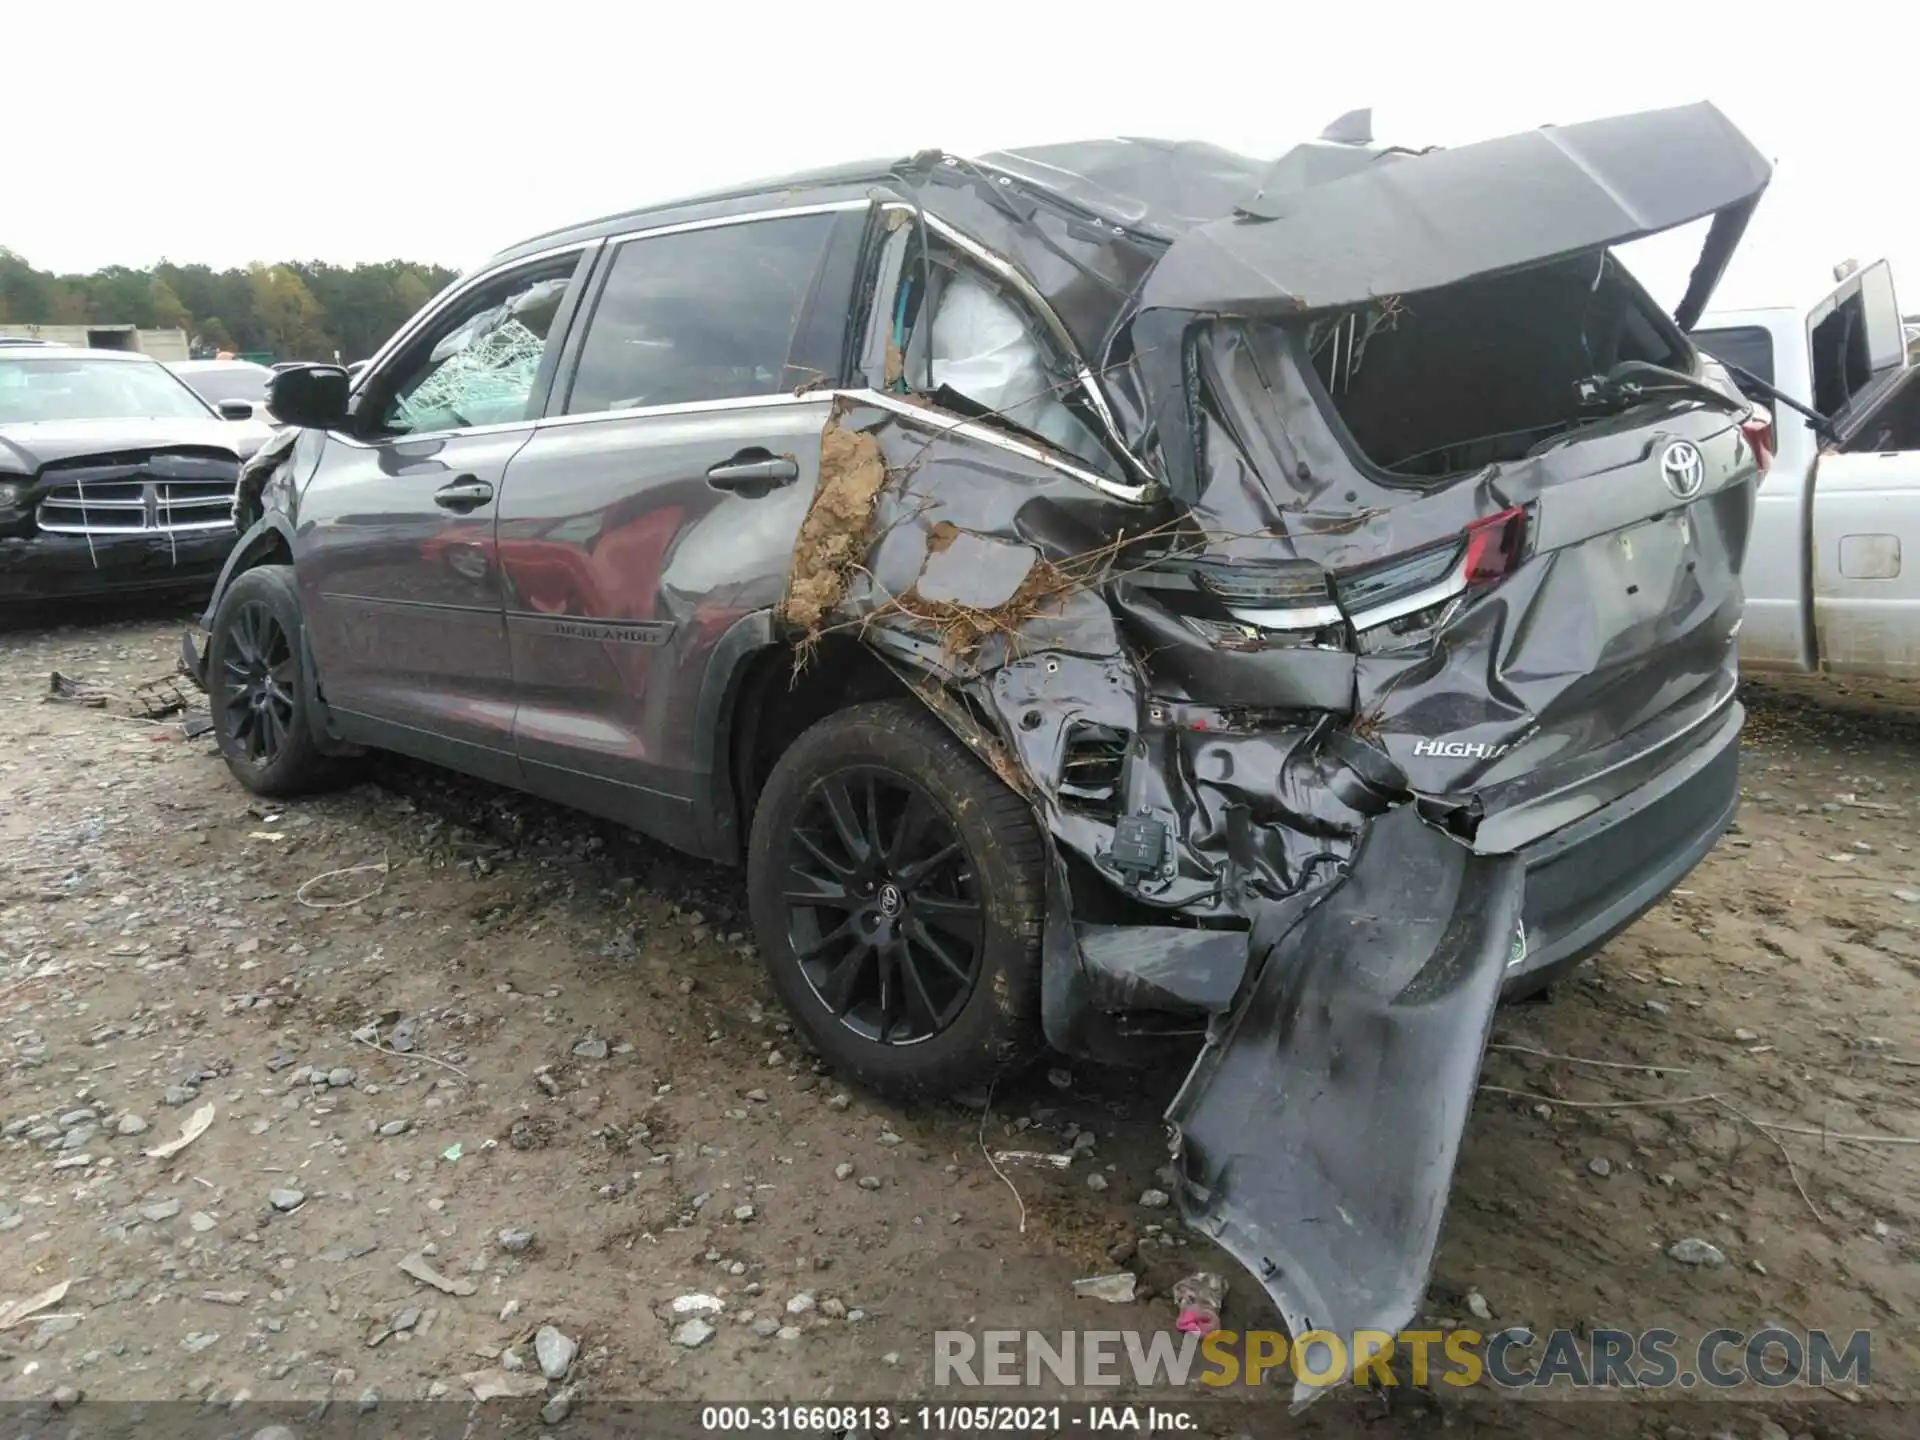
[1693,259,1920,681]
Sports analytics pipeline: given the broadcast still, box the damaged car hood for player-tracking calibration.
[0,415,270,473]
[1139,101,1770,328]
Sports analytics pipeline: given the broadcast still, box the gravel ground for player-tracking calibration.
[1,604,1916,1438]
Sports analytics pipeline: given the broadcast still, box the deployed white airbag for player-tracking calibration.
[928,271,1103,465]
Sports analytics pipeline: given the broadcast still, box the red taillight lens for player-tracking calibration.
[1334,505,1530,619]
[1461,506,1528,585]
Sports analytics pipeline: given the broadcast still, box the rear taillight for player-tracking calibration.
[1334,506,1529,623]
[1461,506,1528,584]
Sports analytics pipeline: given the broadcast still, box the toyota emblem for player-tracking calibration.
[1660,440,1706,500]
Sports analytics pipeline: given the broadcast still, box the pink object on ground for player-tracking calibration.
[1176,1307,1219,1335]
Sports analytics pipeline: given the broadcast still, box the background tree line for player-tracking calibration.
[0,249,459,362]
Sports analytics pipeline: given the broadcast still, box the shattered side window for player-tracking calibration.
[381,269,575,435]
[563,214,836,415]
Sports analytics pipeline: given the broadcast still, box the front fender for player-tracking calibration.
[182,517,358,760]
[193,512,297,636]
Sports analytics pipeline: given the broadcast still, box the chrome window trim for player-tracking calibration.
[533,390,836,433]
[840,387,1154,503]
[333,384,1147,502]
[330,417,538,449]
[879,202,1154,486]
[331,389,838,449]
[326,190,1154,503]
[598,197,872,249]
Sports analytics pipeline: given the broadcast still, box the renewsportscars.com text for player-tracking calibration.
[934,1326,1871,1392]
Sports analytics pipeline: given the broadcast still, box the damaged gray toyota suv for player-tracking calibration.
[183,102,1771,1403]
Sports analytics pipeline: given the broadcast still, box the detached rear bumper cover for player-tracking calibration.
[1157,703,1737,1413]
[1167,806,1525,1409]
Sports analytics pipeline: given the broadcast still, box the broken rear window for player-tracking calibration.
[1292,253,1692,481]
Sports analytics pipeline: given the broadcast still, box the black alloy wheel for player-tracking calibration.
[218,599,297,767]
[781,766,986,1046]
[206,563,344,798]
[747,700,1047,1097]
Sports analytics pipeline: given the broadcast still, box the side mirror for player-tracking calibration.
[267,364,352,430]
[216,398,256,421]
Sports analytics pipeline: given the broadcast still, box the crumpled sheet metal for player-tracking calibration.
[827,302,1749,934]
[1153,322,1754,810]
[1165,803,1526,1411]
[831,403,1381,934]
[972,138,1271,242]
[1138,102,1770,322]
[806,103,1768,1415]
[896,102,1771,468]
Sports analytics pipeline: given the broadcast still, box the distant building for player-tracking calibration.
[0,323,190,361]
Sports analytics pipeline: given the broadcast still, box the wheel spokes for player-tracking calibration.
[897,838,962,886]
[818,776,872,869]
[793,826,856,880]
[893,938,944,1035]
[911,892,981,940]
[783,866,860,910]
[215,602,297,768]
[818,942,872,1016]
[905,916,972,984]
[781,767,984,1047]
[883,792,934,870]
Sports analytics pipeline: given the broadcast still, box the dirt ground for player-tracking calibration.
[1,603,1915,1439]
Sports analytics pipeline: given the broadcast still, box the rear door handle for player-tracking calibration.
[434,476,494,511]
[706,452,799,492]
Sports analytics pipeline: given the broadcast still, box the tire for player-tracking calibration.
[747,699,1047,1098]
[206,564,343,797]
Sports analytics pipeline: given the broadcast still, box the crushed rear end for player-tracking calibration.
[1128,103,1768,1406]
[788,102,1771,1406]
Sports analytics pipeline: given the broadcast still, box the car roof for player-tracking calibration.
[490,155,903,265]
[482,137,1297,270]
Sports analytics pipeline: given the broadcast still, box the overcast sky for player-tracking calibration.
[9,2,1916,317]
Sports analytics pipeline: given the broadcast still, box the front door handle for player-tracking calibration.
[706,451,799,493]
[434,476,494,511]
